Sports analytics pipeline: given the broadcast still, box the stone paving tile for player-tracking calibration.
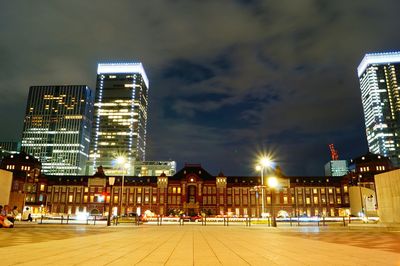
[1,225,400,265]
[279,231,400,253]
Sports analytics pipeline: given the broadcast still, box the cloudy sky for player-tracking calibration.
[1,0,399,176]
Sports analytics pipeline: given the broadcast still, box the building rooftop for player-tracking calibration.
[97,62,149,88]
[357,51,400,77]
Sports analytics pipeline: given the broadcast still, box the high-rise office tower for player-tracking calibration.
[90,63,149,175]
[324,160,348,176]
[21,85,93,175]
[358,52,400,166]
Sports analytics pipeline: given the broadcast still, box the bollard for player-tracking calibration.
[348,216,351,224]
[86,216,89,225]
[40,215,43,224]
[343,216,346,226]
[61,215,64,224]
[94,215,97,225]
[249,217,251,227]
[227,217,229,226]
[160,216,162,226]
[67,215,70,225]
[290,217,292,227]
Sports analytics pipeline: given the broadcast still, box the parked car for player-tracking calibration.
[190,215,202,222]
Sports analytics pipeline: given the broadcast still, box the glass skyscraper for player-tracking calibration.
[90,63,149,175]
[358,52,400,166]
[21,85,93,175]
[324,160,348,176]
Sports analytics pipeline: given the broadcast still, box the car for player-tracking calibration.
[190,215,202,222]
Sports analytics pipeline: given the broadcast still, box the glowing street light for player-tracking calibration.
[267,176,278,188]
[256,156,274,218]
[116,156,126,165]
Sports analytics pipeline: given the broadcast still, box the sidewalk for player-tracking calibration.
[1,225,400,265]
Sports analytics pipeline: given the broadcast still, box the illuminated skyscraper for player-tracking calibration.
[324,160,348,176]
[21,85,93,175]
[358,52,400,166]
[90,63,149,175]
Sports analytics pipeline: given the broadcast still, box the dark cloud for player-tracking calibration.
[162,59,215,84]
[1,0,400,175]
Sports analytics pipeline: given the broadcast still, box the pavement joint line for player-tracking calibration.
[192,230,195,266]
[225,231,303,265]
[198,230,223,265]
[131,230,181,265]
[211,229,252,265]
[96,229,177,265]
[143,229,186,265]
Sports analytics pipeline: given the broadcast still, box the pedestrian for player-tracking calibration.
[0,205,6,216]
[4,205,15,223]
[22,207,33,222]
[8,206,18,223]
[0,205,13,228]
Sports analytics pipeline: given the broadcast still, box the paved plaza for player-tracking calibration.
[1,223,400,265]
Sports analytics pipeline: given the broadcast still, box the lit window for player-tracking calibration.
[313,197,318,204]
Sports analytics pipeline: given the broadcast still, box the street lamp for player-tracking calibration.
[256,156,274,217]
[116,156,128,217]
[267,176,278,227]
[107,176,116,226]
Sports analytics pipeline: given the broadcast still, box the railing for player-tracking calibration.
[37,215,107,225]
[34,215,379,227]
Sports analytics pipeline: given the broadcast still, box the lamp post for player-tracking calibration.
[256,156,273,218]
[358,175,364,217]
[107,176,116,226]
[22,172,29,211]
[116,156,128,217]
[267,176,278,227]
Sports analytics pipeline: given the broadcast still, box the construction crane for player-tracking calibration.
[329,144,339,160]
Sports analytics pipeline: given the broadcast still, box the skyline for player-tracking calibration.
[2,1,400,176]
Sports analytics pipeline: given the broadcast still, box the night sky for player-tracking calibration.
[1,1,399,176]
